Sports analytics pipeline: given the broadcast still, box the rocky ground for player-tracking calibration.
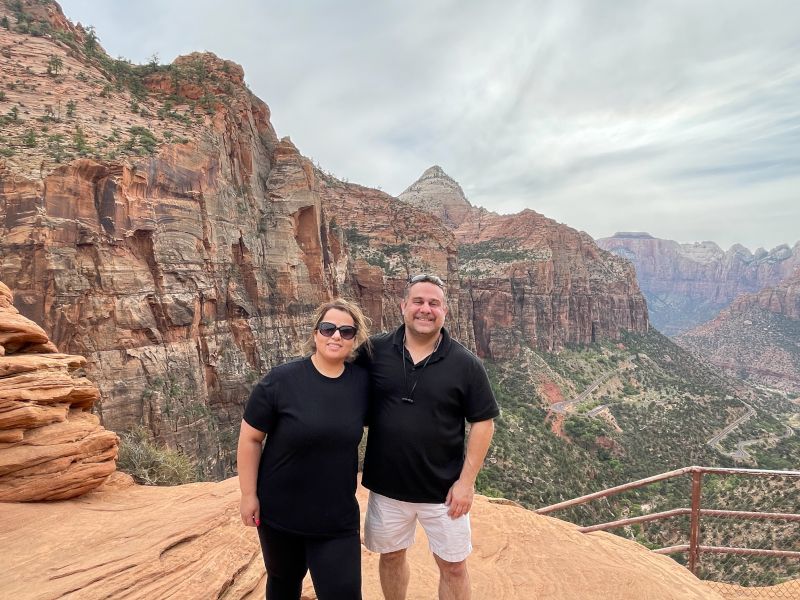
[0,474,732,600]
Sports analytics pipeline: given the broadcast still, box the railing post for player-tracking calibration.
[688,469,703,575]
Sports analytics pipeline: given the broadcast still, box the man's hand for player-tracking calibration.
[240,494,261,527]
[445,478,474,519]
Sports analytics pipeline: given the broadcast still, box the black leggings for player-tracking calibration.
[256,523,361,600]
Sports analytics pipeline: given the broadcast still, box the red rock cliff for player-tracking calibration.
[677,269,800,392]
[0,1,649,471]
[0,280,118,501]
[399,167,650,357]
[597,232,800,336]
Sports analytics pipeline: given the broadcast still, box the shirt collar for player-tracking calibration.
[392,324,451,358]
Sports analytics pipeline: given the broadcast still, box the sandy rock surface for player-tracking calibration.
[0,477,731,600]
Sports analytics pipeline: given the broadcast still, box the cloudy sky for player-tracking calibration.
[59,0,800,250]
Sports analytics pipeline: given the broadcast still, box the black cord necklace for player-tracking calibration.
[401,332,441,404]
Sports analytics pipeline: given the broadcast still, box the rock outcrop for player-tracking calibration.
[399,167,650,357]
[677,269,800,392]
[597,233,800,336]
[0,1,649,472]
[0,476,731,600]
[399,165,475,228]
[0,281,118,501]
[0,1,330,477]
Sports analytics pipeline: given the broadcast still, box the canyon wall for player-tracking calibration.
[0,1,647,473]
[678,269,800,392]
[400,167,649,358]
[597,232,800,336]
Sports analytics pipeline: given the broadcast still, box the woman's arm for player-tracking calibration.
[237,419,266,527]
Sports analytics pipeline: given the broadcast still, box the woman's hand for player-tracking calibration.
[237,419,266,527]
[240,494,261,527]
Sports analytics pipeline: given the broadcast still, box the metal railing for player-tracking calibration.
[536,466,800,595]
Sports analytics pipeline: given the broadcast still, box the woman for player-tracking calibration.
[237,298,371,600]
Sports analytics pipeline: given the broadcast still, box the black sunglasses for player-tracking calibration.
[317,321,358,340]
[407,274,444,288]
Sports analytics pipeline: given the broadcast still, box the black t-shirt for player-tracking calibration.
[359,326,499,503]
[243,357,369,536]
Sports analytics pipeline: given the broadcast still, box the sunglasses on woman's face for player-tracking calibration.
[316,322,358,340]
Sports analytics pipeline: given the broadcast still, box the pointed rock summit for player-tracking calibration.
[399,165,475,228]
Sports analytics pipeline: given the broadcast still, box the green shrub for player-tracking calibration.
[46,54,63,76]
[117,426,197,486]
[22,129,36,147]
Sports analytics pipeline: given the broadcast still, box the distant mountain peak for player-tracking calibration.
[420,164,451,180]
[399,165,473,228]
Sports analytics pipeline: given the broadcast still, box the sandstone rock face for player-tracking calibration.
[0,2,650,473]
[597,233,800,336]
[0,2,458,475]
[0,476,728,600]
[316,171,464,336]
[399,165,475,228]
[0,1,328,477]
[399,167,649,357]
[677,269,800,392]
[0,281,118,501]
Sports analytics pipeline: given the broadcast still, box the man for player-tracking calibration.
[359,273,499,600]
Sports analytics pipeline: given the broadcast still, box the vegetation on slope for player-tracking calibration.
[477,329,799,584]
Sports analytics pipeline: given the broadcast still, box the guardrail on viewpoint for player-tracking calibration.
[536,466,800,598]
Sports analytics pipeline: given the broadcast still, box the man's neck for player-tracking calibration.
[403,328,442,362]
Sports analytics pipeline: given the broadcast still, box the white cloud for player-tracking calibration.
[59,0,800,249]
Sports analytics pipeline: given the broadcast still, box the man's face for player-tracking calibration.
[401,282,448,337]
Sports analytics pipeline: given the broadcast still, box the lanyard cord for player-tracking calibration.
[401,332,441,404]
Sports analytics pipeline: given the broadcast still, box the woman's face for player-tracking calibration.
[313,308,356,363]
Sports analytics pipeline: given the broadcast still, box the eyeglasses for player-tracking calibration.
[407,274,444,288]
[316,322,358,340]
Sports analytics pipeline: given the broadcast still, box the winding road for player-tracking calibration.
[551,358,635,415]
[707,402,796,462]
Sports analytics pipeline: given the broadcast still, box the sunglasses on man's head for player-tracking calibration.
[407,273,444,288]
[316,322,358,340]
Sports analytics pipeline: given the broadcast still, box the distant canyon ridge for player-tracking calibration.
[597,232,800,337]
[598,232,800,393]
[0,0,647,475]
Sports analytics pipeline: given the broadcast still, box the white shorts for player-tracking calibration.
[364,491,472,563]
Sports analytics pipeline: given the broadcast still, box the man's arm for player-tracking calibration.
[445,418,495,518]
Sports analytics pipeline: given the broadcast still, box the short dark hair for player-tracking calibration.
[404,273,446,300]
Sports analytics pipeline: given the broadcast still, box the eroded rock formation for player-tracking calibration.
[597,232,800,336]
[678,269,800,392]
[399,167,649,357]
[0,281,118,501]
[0,476,729,600]
[0,1,649,473]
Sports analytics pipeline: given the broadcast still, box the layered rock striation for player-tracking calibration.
[597,233,800,336]
[677,269,800,393]
[0,1,458,474]
[0,281,118,501]
[399,167,649,357]
[0,1,650,472]
[0,476,728,600]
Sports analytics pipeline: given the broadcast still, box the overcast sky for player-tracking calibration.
[58,0,800,251]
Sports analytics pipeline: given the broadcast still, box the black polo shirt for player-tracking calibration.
[359,325,499,503]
